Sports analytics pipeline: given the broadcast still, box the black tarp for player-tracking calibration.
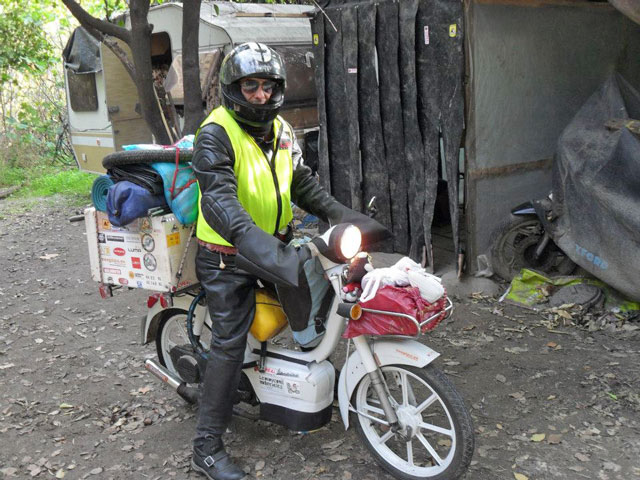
[63,27,101,74]
[377,1,409,253]
[547,74,640,301]
[312,0,465,263]
[324,7,353,209]
[416,0,465,262]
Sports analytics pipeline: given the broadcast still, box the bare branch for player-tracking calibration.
[61,0,131,44]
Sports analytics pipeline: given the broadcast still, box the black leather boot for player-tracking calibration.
[192,439,246,480]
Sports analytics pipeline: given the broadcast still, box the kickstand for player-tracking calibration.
[258,341,267,373]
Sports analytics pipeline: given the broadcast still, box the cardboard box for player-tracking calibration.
[84,207,198,292]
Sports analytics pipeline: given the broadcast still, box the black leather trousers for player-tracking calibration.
[193,245,257,448]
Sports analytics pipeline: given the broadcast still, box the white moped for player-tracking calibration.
[142,224,474,479]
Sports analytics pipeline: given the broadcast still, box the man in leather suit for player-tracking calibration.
[191,42,387,480]
[189,43,324,480]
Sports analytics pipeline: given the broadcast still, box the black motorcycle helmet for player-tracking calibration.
[220,42,286,126]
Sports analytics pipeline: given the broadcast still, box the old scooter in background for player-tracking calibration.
[490,194,575,281]
[490,74,640,302]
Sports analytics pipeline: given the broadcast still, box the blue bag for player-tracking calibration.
[106,181,167,227]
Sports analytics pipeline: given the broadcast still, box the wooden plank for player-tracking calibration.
[377,1,409,254]
[472,0,612,7]
[467,158,552,179]
[234,12,312,18]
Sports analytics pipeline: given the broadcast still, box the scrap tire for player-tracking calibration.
[102,149,193,169]
[490,216,556,281]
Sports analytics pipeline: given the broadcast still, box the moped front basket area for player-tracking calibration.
[357,296,453,339]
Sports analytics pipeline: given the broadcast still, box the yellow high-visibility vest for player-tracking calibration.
[196,106,293,246]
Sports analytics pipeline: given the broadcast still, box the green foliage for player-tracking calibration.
[0,2,56,81]
[23,169,95,198]
[0,161,94,200]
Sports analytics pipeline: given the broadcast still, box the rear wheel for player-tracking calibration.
[491,217,561,281]
[155,309,211,379]
[353,365,474,480]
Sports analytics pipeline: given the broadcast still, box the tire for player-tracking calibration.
[556,255,577,276]
[102,149,193,169]
[352,365,474,480]
[490,217,557,281]
[155,309,211,379]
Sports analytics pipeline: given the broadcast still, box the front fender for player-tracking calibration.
[140,295,198,345]
[337,338,440,429]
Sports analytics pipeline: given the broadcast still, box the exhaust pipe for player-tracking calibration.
[145,359,199,404]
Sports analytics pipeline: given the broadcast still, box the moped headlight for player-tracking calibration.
[339,225,361,260]
[314,223,362,263]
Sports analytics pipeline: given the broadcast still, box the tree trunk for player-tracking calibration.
[182,0,204,135]
[129,0,170,144]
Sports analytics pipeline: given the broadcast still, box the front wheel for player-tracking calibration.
[353,365,474,480]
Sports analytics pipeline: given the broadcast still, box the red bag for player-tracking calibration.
[343,285,447,338]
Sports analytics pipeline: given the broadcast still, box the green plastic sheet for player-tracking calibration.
[504,269,640,312]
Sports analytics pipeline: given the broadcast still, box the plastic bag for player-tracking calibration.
[343,285,448,338]
[359,256,444,303]
[151,162,198,225]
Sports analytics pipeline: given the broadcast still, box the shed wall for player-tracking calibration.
[465,1,640,270]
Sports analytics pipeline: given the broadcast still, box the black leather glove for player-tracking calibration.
[235,225,311,287]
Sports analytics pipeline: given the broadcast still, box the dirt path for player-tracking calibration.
[1,197,639,479]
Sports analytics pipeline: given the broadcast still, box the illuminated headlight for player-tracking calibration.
[315,223,363,263]
[339,225,361,260]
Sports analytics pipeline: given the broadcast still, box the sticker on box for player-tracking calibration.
[166,232,180,247]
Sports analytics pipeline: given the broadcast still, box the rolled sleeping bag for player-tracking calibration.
[91,175,114,212]
[106,180,167,227]
[107,164,164,195]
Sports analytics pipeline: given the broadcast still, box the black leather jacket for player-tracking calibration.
[192,120,389,287]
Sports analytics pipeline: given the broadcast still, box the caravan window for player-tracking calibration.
[67,72,99,112]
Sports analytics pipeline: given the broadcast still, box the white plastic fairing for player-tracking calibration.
[244,357,334,413]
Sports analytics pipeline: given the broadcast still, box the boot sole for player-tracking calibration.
[191,458,247,480]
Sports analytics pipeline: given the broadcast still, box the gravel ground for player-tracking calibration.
[1,196,639,480]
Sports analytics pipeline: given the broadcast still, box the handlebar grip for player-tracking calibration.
[69,214,85,223]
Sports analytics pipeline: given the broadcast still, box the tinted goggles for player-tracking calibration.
[239,79,277,94]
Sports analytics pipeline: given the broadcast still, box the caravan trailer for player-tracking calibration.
[63,2,317,173]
